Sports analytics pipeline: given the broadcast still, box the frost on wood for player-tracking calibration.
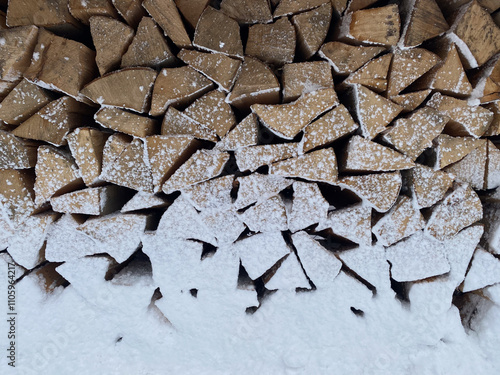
[234,173,292,210]
[282,61,333,103]
[0,130,37,169]
[216,113,259,151]
[234,142,299,173]
[121,191,168,213]
[182,175,233,212]
[407,164,454,209]
[462,245,500,293]
[200,208,245,246]
[239,195,287,233]
[341,53,392,93]
[264,251,310,291]
[0,169,35,226]
[319,41,385,75]
[161,107,217,142]
[287,181,329,233]
[433,134,484,169]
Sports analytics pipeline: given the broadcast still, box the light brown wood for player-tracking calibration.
[319,41,385,75]
[68,0,119,25]
[181,175,233,211]
[216,113,259,151]
[0,78,52,125]
[0,169,35,226]
[401,0,448,47]
[252,88,339,139]
[0,130,37,169]
[339,5,400,46]
[50,185,125,215]
[302,104,357,153]
[288,181,329,233]
[436,0,500,16]
[193,7,243,59]
[235,143,299,172]
[150,66,214,117]
[101,137,154,193]
[407,163,454,209]
[239,195,288,233]
[274,0,329,17]
[121,191,169,212]
[66,127,108,186]
[381,107,448,161]
[34,145,83,207]
[24,29,97,103]
[95,107,158,138]
[339,171,402,212]
[477,77,500,104]
[161,106,217,142]
[143,0,191,48]
[12,96,93,146]
[234,173,292,209]
[484,101,500,136]
[433,134,484,169]
[112,0,147,28]
[184,90,236,138]
[444,139,487,190]
[226,56,280,110]
[121,17,176,69]
[101,133,130,170]
[174,0,210,29]
[269,148,339,184]
[246,17,296,66]
[350,84,402,140]
[292,2,332,59]
[389,90,431,113]
[342,135,414,172]
[178,49,241,93]
[90,16,134,75]
[282,61,333,102]
[330,0,348,14]
[146,135,200,192]
[427,92,493,138]
[341,53,392,92]
[81,67,157,113]
[220,0,272,24]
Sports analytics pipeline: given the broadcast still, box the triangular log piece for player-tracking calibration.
[486,141,500,190]
[181,175,233,212]
[0,130,37,169]
[0,169,35,226]
[193,7,243,59]
[381,107,448,161]
[389,90,431,113]
[178,49,241,92]
[239,195,288,233]
[100,134,131,173]
[68,0,119,24]
[80,67,157,113]
[401,0,448,47]
[302,104,357,153]
[246,17,296,66]
[7,0,80,31]
[444,139,487,190]
[427,92,493,137]
[149,66,214,117]
[483,101,500,136]
[200,208,246,246]
[146,135,200,192]
[112,0,146,28]
[341,53,392,92]
[90,16,134,75]
[95,107,158,138]
[220,0,272,24]
[252,88,339,139]
[234,143,299,172]
[282,61,333,103]
[274,0,329,18]
[264,251,311,291]
[66,127,108,186]
[225,56,280,109]
[432,134,484,169]
[143,0,191,48]
[234,173,292,210]
[461,246,500,292]
[292,2,332,59]
[425,183,483,241]
[288,181,329,233]
[407,164,454,209]
[121,16,177,69]
[216,113,259,151]
[121,191,169,213]
[319,41,385,75]
[174,0,210,29]
[342,135,414,172]
[161,106,217,142]
[339,171,402,212]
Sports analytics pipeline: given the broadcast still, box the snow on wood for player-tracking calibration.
[483,101,500,136]
[0,169,35,226]
[291,231,342,288]
[234,173,292,210]
[462,246,500,292]
[234,142,299,172]
[220,0,272,24]
[389,89,431,113]
[181,175,233,212]
[252,88,338,139]
[282,61,333,103]
[342,135,414,172]
[342,53,392,93]
[372,195,425,247]
[95,107,158,138]
[0,129,37,169]
[201,208,246,245]
[239,195,288,233]
[401,0,448,47]
[273,0,328,17]
[113,0,146,28]
[481,201,500,255]
[7,0,80,31]
[425,183,483,241]
[264,251,310,291]
[407,163,454,209]
[433,134,485,169]
[68,0,119,25]
[444,139,487,190]
[317,203,372,246]
[269,148,338,184]
[319,41,385,75]
[121,191,168,213]
[339,171,402,212]
[161,106,217,142]
[292,2,331,59]
[288,181,329,233]
[216,113,259,151]
[486,141,500,189]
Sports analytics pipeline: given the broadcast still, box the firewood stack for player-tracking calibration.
[2,0,500,321]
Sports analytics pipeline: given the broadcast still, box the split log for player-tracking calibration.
[264,251,310,291]
[239,195,288,233]
[461,246,500,292]
[400,0,448,47]
[149,66,214,117]
[216,113,259,151]
[484,101,500,136]
[319,41,385,75]
[436,0,500,17]
[235,142,299,172]
[121,17,177,69]
[161,106,217,142]
[234,173,292,210]
[220,0,272,24]
[121,191,169,212]
[181,175,233,212]
[282,61,333,102]
[407,164,454,209]
[432,134,484,169]
[292,2,332,59]
[68,0,119,24]
[174,0,210,29]
[0,130,37,169]
[486,140,500,189]
[95,107,158,138]
[341,53,392,93]
[50,185,125,215]
[444,139,487,190]
[112,0,146,28]
[287,181,329,233]
[200,208,246,246]
[389,90,431,113]
[274,0,329,18]
[0,168,35,225]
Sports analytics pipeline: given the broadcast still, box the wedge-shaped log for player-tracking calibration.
[342,136,414,172]
[226,57,280,109]
[150,66,214,116]
[193,7,243,59]
[339,172,402,212]
[162,149,229,194]
[264,251,311,291]
[12,96,92,146]
[0,79,52,125]
[274,0,329,17]
[246,17,295,66]
[319,41,385,75]
[282,61,333,102]
[90,16,134,75]
[68,0,119,24]
[425,183,482,241]
[407,164,454,209]
[201,208,246,246]
[220,0,272,24]
[95,107,158,138]
[302,104,357,153]
[444,139,487,190]
[66,127,108,186]
[50,185,125,215]
[239,195,287,233]
[34,146,83,207]
[342,53,392,93]
[234,173,292,210]
[0,130,37,169]
[0,169,35,225]
[121,191,168,213]
[252,88,338,139]
[427,93,493,138]
[24,29,97,102]
[174,0,209,29]
[373,196,425,247]
[121,17,176,69]
[338,5,400,46]
[400,0,448,47]
[389,90,431,113]
[269,148,338,184]
[292,2,331,59]
[486,141,500,190]
[7,0,80,31]
[143,0,191,48]
[81,68,157,113]
[161,107,217,142]
[112,0,145,28]
[462,246,500,292]
[146,135,199,192]
[433,134,484,169]
[182,175,233,212]
[288,181,329,233]
[381,107,447,161]
[178,49,241,92]
[216,113,259,151]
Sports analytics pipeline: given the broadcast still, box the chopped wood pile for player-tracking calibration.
[2,0,500,324]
